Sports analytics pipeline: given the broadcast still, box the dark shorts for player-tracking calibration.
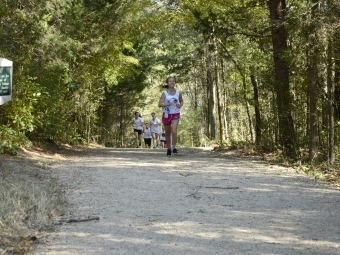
[144,138,152,146]
[134,129,142,135]
[162,113,180,125]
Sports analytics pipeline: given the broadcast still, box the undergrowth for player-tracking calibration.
[294,163,340,185]
[0,126,32,155]
[0,155,67,254]
[214,142,340,186]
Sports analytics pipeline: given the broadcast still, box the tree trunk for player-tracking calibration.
[220,59,227,142]
[250,74,262,145]
[307,0,320,164]
[334,34,340,120]
[119,104,125,148]
[215,57,223,145]
[327,39,335,165]
[223,85,230,143]
[205,33,216,140]
[268,0,297,158]
[308,57,318,163]
[242,76,254,142]
[334,31,340,162]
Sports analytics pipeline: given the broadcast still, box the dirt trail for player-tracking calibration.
[35,147,340,255]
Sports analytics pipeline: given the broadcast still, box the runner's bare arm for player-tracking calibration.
[158,92,168,107]
[177,92,184,108]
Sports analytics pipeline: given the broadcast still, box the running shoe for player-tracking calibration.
[167,148,171,156]
[173,148,178,155]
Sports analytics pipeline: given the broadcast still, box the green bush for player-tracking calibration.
[0,125,32,155]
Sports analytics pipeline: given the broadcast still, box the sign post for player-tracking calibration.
[0,57,13,105]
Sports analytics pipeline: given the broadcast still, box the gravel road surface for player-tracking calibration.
[35,147,340,255]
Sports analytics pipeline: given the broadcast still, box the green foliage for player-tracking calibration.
[0,0,338,166]
[295,165,327,181]
[0,125,31,155]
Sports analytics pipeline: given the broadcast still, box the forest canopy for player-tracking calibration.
[0,0,339,166]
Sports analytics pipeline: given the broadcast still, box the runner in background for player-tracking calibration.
[143,123,152,149]
[150,112,161,148]
[160,125,166,148]
[132,111,143,148]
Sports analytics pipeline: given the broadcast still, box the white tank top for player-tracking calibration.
[150,117,161,133]
[143,127,152,138]
[163,90,180,115]
[133,117,143,130]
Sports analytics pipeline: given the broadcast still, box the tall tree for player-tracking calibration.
[307,0,320,163]
[250,74,262,145]
[268,0,297,158]
[327,39,335,165]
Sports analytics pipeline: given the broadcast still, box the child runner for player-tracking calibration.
[143,123,152,149]
[160,126,166,148]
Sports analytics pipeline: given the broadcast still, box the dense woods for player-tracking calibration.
[0,0,339,166]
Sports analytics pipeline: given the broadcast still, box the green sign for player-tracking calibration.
[0,67,11,96]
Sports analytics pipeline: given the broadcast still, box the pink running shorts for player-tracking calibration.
[162,113,180,125]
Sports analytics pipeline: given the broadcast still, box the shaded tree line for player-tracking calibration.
[0,0,339,167]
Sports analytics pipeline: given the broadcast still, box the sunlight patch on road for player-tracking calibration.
[229,227,340,249]
[154,221,222,239]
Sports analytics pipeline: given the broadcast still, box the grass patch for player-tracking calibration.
[0,151,68,254]
[294,163,340,185]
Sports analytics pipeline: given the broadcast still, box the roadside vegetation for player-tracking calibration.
[216,144,340,186]
[0,148,68,254]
